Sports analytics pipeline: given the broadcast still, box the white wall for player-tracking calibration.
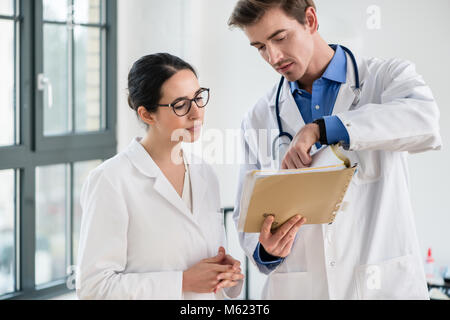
[117,0,450,296]
[117,0,186,152]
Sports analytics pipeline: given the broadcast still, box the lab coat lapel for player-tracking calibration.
[152,174,194,220]
[185,160,207,221]
[333,83,356,114]
[125,138,196,221]
[274,79,305,136]
[333,51,363,114]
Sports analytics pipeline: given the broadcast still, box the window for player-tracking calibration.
[41,0,106,136]
[0,0,19,147]
[0,169,17,296]
[0,0,116,300]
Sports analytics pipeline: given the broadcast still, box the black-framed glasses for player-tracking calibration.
[157,88,210,117]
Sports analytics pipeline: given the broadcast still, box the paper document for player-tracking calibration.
[238,145,356,233]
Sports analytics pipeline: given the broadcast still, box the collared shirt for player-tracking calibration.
[254,45,350,268]
[289,44,350,147]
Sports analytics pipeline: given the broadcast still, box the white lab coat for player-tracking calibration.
[76,138,242,300]
[233,53,442,300]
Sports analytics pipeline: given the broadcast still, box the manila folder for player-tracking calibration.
[239,165,356,233]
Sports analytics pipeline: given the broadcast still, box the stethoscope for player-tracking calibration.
[272,44,361,160]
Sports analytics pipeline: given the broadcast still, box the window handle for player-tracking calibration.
[37,73,53,109]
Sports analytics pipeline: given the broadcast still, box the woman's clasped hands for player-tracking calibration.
[182,246,244,294]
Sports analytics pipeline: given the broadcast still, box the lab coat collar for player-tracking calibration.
[124,137,160,178]
[269,78,305,136]
[125,138,206,222]
[332,51,365,114]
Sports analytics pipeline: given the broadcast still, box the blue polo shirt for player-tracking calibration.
[253,45,350,268]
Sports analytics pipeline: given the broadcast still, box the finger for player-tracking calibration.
[288,149,304,168]
[214,280,240,293]
[277,217,305,250]
[227,257,242,271]
[279,237,296,258]
[221,254,240,267]
[297,146,312,167]
[284,155,297,169]
[280,218,306,256]
[281,151,296,169]
[272,215,302,243]
[259,215,275,242]
[217,272,245,282]
[203,247,225,263]
[212,264,235,273]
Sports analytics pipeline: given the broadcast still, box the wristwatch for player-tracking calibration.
[313,118,328,145]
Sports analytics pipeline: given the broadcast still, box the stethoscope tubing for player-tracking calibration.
[272,45,359,160]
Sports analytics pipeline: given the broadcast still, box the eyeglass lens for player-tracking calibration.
[172,89,209,116]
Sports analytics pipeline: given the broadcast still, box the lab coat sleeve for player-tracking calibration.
[76,169,183,300]
[336,59,442,153]
[232,119,277,276]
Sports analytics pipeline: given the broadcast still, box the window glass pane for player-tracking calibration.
[73,160,101,265]
[74,26,102,132]
[43,0,68,22]
[0,170,15,296]
[35,164,68,286]
[43,23,69,136]
[74,0,101,24]
[0,20,15,147]
[0,0,14,16]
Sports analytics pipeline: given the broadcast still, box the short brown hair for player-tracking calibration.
[228,0,316,29]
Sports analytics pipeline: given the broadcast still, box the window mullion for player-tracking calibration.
[66,163,73,280]
[19,165,36,293]
[15,169,20,293]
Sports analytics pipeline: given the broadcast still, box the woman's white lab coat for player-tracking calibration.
[233,54,442,299]
[76,138,242,300]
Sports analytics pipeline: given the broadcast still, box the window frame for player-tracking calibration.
[34,0,117,151]
[0,0,117,300]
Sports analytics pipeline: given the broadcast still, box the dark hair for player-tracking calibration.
[127,53,197,117]
[228,0,316,29]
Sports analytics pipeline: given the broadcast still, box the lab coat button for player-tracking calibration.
[330,261,336,267]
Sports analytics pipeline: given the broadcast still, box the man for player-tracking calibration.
[229,0,441,299]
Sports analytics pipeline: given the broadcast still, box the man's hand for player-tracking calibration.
[259,215,307,258]
[281,123,320,169]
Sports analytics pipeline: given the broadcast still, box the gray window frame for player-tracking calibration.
[0,0,117,300]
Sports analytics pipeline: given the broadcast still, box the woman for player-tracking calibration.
[76,53,244,299]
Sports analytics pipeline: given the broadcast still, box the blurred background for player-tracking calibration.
[0,0,449,300]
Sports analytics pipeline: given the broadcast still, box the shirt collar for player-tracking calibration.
[289,44,347,93]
